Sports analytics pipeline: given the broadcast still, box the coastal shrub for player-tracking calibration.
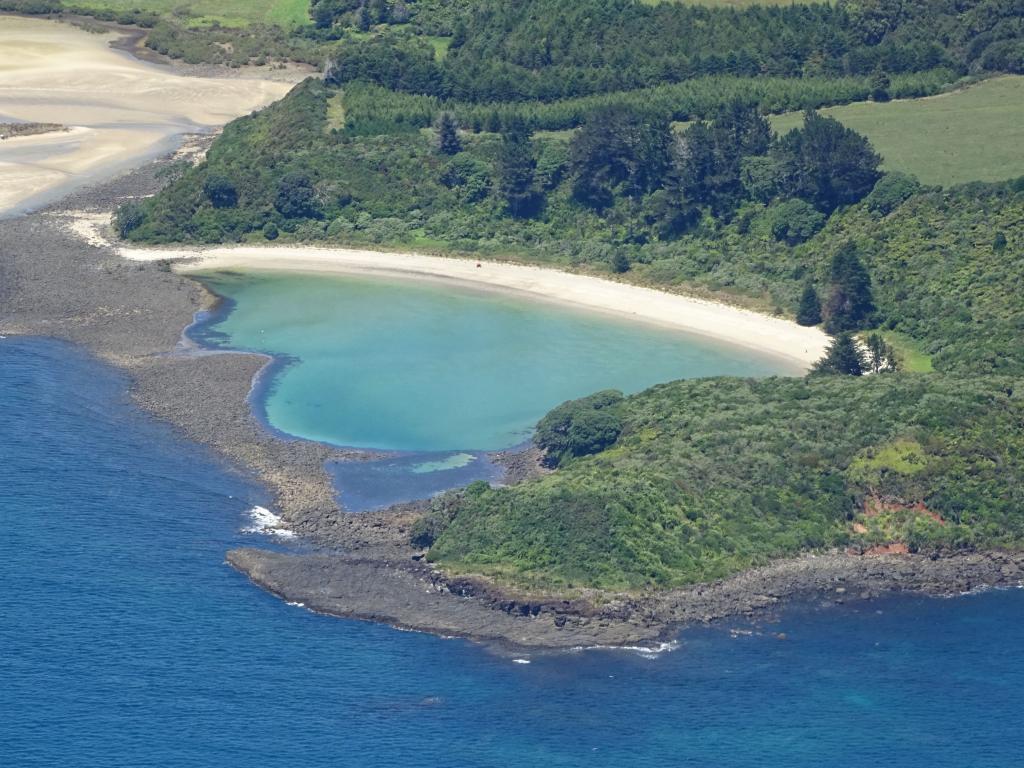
[535,390,625,467]
[866,172,922,217]
[262,222,279,240]
[430,374,1024,589]
[766,199,826,245]
[203,173,238,209]
[114,202,146,238]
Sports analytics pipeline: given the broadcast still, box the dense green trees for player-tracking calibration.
[315,0,1024,104]
[496,121,540,217]
[436,112,462,155]
[773,111,883,213]
[203,173,238,209]
[865,172,922,216]
[825,242,876,332]
[534,390,625,467]
[813,333,867,375]
[797,282,823,326]
[569,107,670,209]
[275,172,320,219]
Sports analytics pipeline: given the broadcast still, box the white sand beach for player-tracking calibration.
[0,16,294,214]
[119,243,831,368]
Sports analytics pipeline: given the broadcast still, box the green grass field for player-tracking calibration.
[643,0,799,6]
[770,76,1024,186]
[73,0,310,27]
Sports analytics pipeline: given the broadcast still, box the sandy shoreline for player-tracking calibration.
[120,244,830,369]
[0,16,294,215]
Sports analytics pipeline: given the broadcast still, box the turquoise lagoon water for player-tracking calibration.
[195,270,796,453]
[193,269,798,510]
[3,337,1023,767]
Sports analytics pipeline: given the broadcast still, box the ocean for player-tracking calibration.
[2,336,1022,767]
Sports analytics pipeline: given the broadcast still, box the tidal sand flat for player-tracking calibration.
[0,16,293,215]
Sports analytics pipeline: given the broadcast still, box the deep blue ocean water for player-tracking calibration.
[3,336,1024,767]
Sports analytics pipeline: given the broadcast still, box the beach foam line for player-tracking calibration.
[241,505,296,539]
[118,244,830,369]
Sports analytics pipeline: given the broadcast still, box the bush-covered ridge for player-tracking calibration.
[427,374,1024,589]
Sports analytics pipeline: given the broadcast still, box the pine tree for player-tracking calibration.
[796,282,822,326]
[825,242,875,333]
[865,333,898,373]
[812,332,865,376]
[436,112,461,155]
[497,119,540,217]
[870,69,891,102]
[356,3,371,32]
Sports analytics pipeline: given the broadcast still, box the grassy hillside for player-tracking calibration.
[770,77,1024,186]
[72,0,310,26]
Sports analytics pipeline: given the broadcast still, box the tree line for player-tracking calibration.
[320,0,1024,103]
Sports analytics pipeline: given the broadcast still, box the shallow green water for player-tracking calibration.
[197,270,797,452]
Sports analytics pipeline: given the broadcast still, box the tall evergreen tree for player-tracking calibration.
[436,112,462,155]
[825,242,875,332]
[497,119,541,217]
[676,101,771,216]
[865,333,898,373]
[570,106,669,209]
[773,111,882,213]
[796,282,823,326]
[356,2,371,32]
[812,332,865,376]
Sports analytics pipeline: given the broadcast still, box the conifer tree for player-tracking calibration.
[812,332,865,376]
[825,242,875,332]
[865,333,898,373]
[497,119,540,217]
[436,112,461,155]
[796,282,822,326]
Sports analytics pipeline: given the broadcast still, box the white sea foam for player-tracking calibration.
[241,505,296,539]
[512,658,531,664]
[570,640,680,657]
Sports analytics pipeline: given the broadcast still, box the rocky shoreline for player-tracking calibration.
[3,144,1022,652]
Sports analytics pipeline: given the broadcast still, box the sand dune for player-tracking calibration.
[119,243,831,368]
[0,16,294,214]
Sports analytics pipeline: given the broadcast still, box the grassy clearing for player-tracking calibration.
[642,0,799,6]
[73,0,310,27]
[423,35,451,61]
[879,332,935,373]
[326,93,346,131]
[770,76,1024,186]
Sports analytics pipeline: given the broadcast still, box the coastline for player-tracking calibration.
[3,156,1019,651]
[120,244,830,370]
[0,24,1018,648]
